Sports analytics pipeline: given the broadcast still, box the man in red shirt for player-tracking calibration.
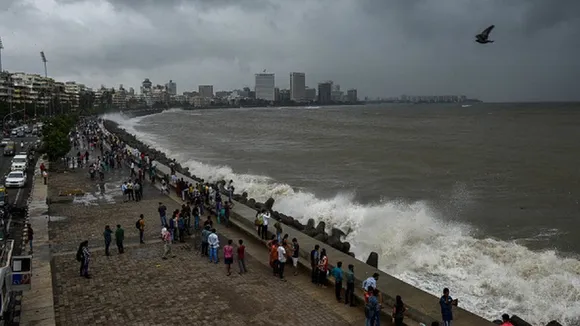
[500,314,514,326]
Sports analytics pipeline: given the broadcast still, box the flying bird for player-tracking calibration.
[476,25,495,44]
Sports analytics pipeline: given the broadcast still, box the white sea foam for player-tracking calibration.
[103,111,580,326]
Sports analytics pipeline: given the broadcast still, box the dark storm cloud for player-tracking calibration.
[522,0,580,33]
[1,0,579,101]
[55,0,277,11]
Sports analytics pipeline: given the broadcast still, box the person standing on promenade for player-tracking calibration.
[158,202,167,227]
[344,264,356,306]
[500,314,514,326]
[237,239,247,274]
[331,261,344,302]
[26,223,33,253]
[224,239,234,276]
[255,210,264,237]
[317,248,329,287]
[103,225,113,256]
[277,241,287,281]
[310,245,320,283]
[439,288,458,326]
[137,214,145,244]
[208,228,220,264]
[291,238,300,276]
[392,295,407,326]
[162,227,175,260]
[261,210,271,240]
[274,219,283,243]
[364,288,381,326]
[201,225,211,257]
[115,224,124,254]
[76,240,91,279]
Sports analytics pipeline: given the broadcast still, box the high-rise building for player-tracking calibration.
[254,73,275,101]
[198,85,214,98]
[289,72,306,102]
[347,89,358,103]
[166,80,177,95]
[317,81,332,104]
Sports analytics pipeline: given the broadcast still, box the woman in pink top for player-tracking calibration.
[223,239,234,276]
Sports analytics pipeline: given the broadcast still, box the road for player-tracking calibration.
[1,135,39,245]
[0,135,38,325]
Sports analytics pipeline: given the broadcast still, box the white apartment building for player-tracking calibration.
[0,72,13,104]
[254,73,275,101]
[290,72,306,102]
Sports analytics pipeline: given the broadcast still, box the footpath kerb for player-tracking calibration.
[19,160,56,326]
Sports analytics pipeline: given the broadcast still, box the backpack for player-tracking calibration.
[76,249,83,262]
[135,220,141,229]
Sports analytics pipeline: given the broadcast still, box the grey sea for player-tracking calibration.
[108,103,580,325]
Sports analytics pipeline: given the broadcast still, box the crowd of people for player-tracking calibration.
[66,119,516,326]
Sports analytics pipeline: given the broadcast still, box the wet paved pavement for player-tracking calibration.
[48,164,354,326]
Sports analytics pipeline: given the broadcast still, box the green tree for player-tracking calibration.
[40,115,78,162]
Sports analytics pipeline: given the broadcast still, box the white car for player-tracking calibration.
[5,171,26,188]
[10,155,28,171]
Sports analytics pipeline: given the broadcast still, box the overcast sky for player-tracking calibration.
[1,0,579,102]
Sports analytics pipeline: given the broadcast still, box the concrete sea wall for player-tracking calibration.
[102,119,563,326]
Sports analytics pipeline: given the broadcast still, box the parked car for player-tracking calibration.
[5,170,26,188]
[0,139,10,147]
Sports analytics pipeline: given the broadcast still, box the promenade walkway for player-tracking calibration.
[19,160,55,326]
[37,161,363,325]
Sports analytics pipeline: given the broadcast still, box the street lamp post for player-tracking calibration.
[2,108,26,130]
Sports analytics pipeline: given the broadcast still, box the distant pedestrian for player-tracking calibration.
[364,289,381,326]
[76,240,91,279]
[158,202,167,227]
[345,264,356,306]
[224,239,234,276]
[439,288,458,326]
[274,219,283,243]
[277,241,287,281]
[208,228,219,264]
[392,295,407,326]
[310,245,320,284]
[115,224,124,254]
[237,239,247,274]
[137,214,145,244]
[201,225,210,256]
[331,261,343,302]
[103,225,113,256]
[500,314,514,326]
[291,238,299,276]
[162,227,174,259]
[26,223,33,253]
[317,248,328,287]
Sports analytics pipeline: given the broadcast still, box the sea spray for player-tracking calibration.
[102,110,580,325]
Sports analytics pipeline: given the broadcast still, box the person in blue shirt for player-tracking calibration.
[331,261,344,302]
[439,288,458,326]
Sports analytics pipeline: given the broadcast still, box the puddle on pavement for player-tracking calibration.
[49,215,68,222]
[73,192,116,205]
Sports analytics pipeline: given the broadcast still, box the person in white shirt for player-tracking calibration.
[208,229,220,264]
[261,210,271,240]
[363,273,379,292]
[277,244,287,281]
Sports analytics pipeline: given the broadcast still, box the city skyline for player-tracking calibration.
[1,1,579,102]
